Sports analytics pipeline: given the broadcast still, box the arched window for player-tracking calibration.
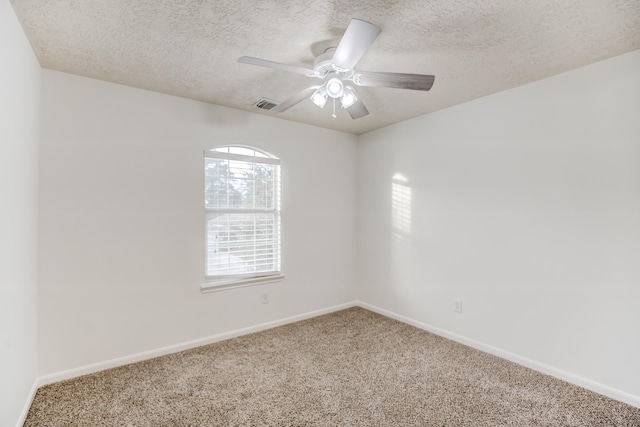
[203,146,282,290]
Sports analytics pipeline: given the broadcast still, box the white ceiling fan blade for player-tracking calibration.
[331,19,381,71]
[270,86,321,113]
[353,71,435,91]
[238,56,316,77]
[346,99,369,119]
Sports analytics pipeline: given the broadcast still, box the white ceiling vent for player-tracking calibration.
[254,98,279,110]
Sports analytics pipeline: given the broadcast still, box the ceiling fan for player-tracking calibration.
[238,18,435,120]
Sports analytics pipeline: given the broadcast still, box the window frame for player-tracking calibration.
[201,145,283,293]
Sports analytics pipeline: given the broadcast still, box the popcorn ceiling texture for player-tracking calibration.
[24,308,640,426]
[10,0,640,134]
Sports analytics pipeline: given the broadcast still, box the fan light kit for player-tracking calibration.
[238,18,435,120]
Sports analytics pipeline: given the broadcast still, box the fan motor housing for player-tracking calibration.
[313,48,337,76]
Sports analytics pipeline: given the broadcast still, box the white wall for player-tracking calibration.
[358,50,640,402]
[0,1,41,425]
[38,70,358,375]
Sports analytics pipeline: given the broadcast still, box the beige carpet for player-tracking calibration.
[25,307,640,426]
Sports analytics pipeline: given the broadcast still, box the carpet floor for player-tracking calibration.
[25,307,640,426]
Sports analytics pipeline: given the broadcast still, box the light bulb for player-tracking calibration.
[326,77,344,98]
[340,86,357,108]
[310,87,327,108]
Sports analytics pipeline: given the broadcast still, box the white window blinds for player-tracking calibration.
[204,147,281,282]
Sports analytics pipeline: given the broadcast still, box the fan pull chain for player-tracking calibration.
[331,98,337,118]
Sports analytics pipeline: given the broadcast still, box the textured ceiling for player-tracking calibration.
[10,0,640,135]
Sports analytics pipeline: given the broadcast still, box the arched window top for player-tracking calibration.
[206,145,280,166]
[209,145,277,159]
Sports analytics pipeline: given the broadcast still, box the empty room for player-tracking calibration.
[2,0,640,425]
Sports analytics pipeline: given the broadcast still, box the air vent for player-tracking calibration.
[254,98,279,111]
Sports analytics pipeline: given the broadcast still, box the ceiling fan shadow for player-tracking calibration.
[309,35,341,59]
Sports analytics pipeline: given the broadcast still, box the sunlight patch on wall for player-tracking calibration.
[391,173,413,292]
[392,173,412,235]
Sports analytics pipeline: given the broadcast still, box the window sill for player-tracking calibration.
[201,274,285,293]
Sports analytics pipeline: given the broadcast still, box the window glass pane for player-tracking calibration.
[204,158,229,209]
[205,158,275,210]
[207,212,280,275]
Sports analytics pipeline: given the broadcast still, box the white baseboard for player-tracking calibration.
[356,300,640,409]
[37,301,357,387]
[16,378,39,427]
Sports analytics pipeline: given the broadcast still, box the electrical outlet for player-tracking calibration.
[454,299,462,313]
[261,292,269,304]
